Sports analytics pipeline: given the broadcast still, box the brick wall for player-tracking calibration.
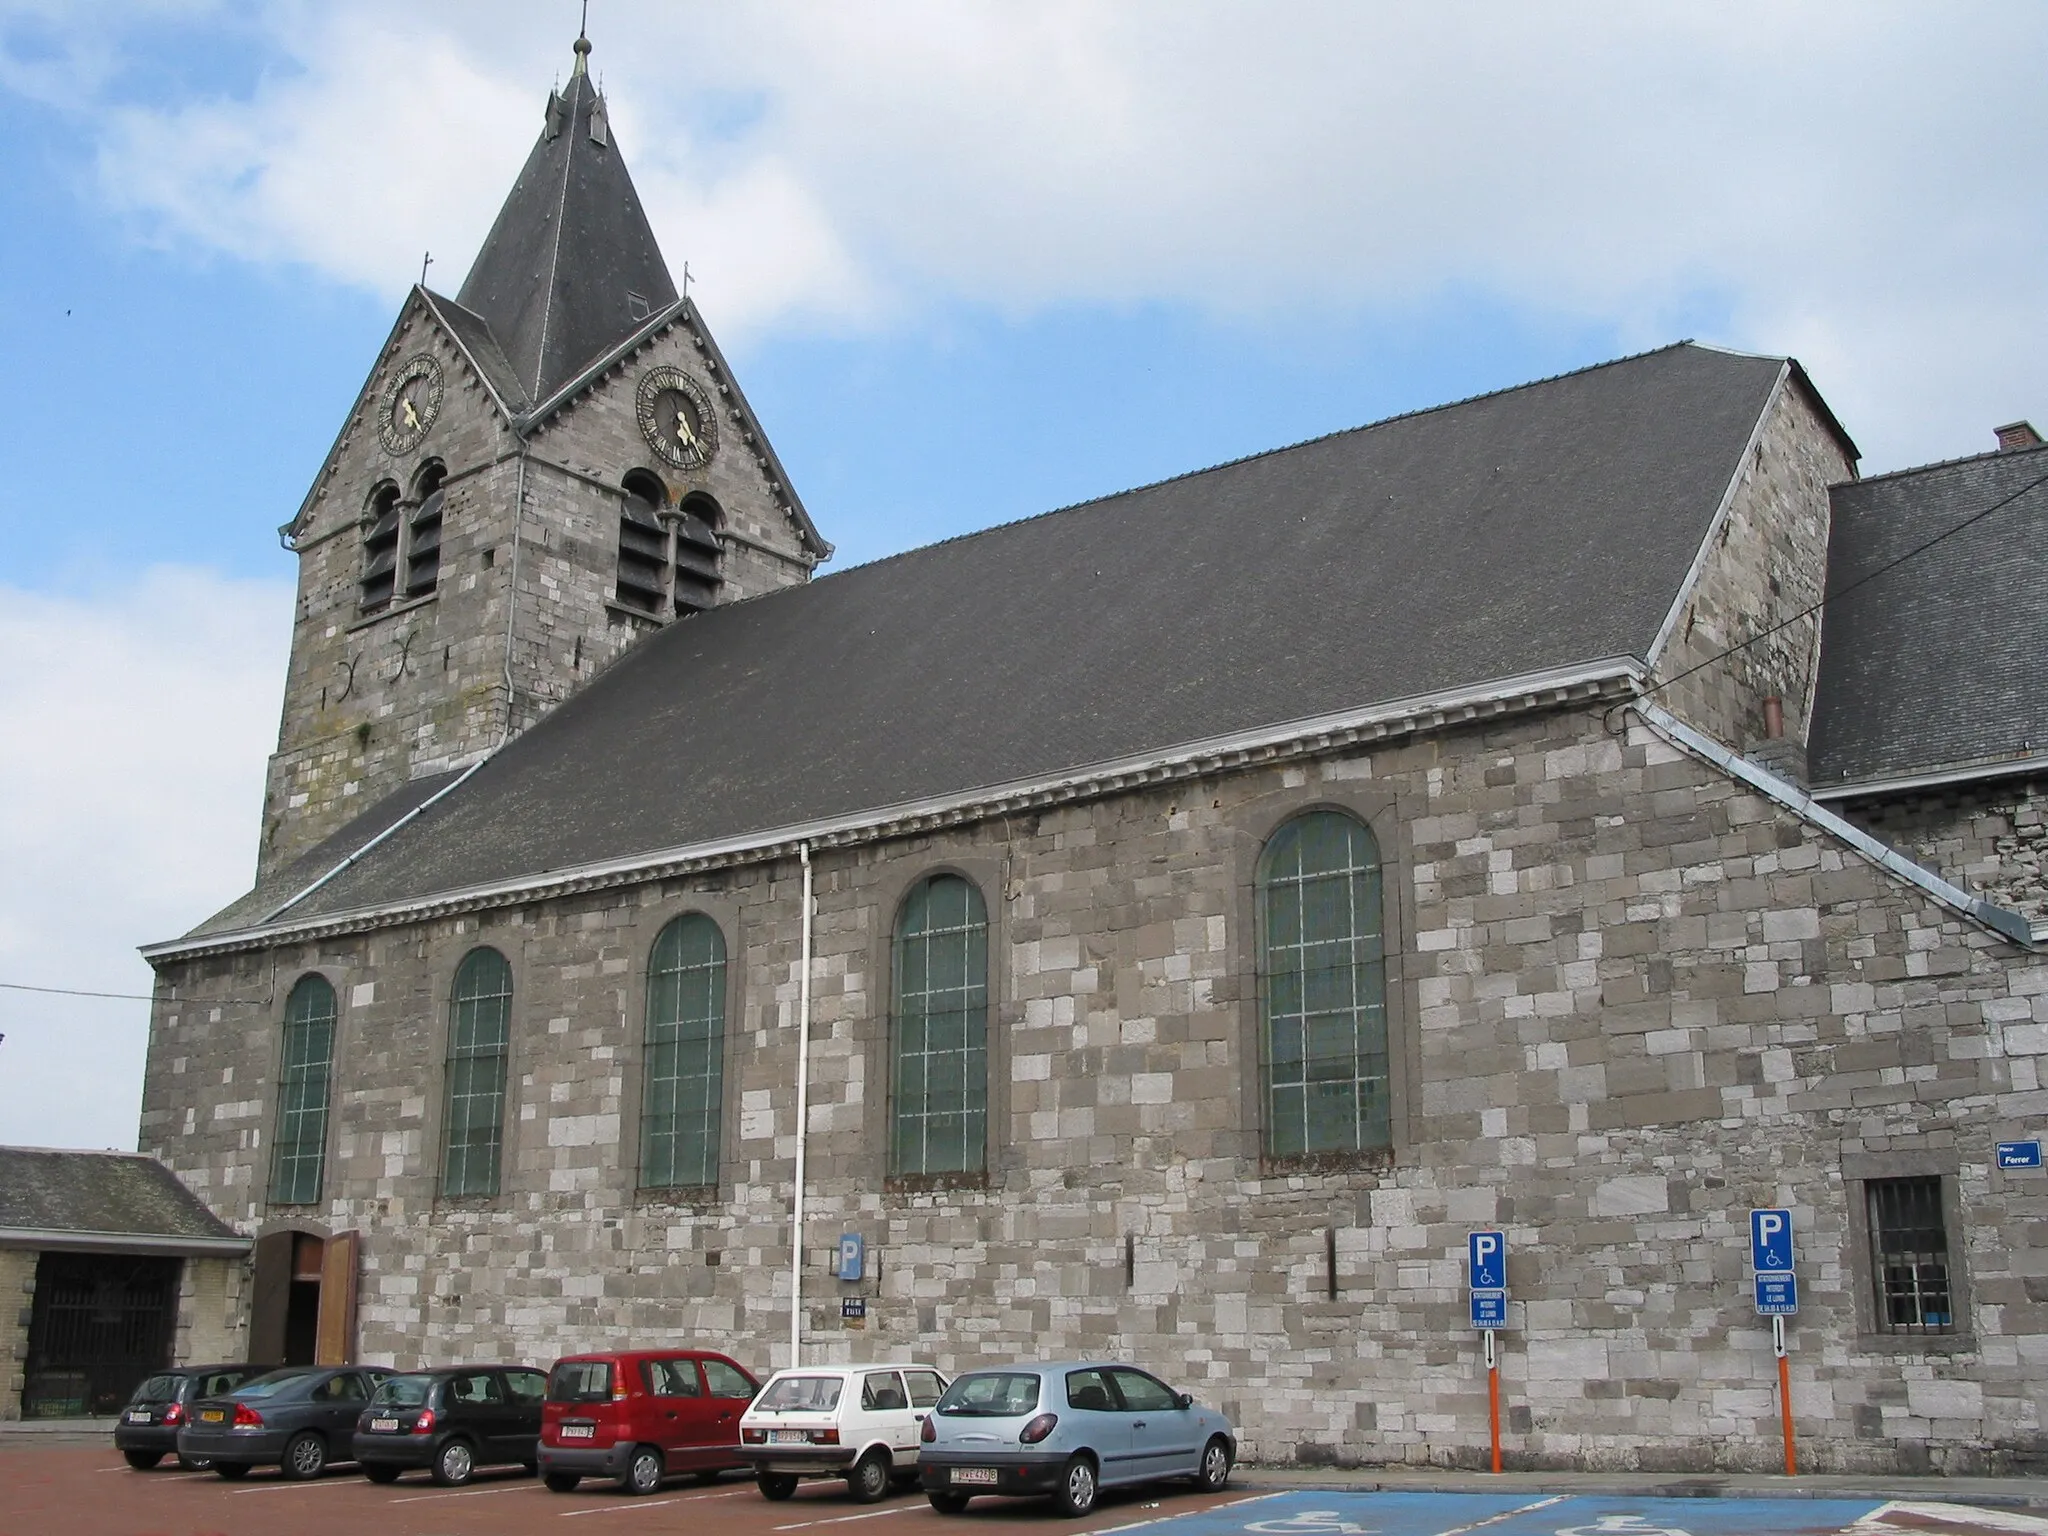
[1839,775,2048,922]
[0,1247,35,1420]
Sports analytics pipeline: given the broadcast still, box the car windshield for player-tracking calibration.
[231,1369,321,1400]
[936,1372,1042,1417]
[372,1376,433,1407]
[131,1374,181,1403]
[758,1375,844,1412]
[549,1361,615,1404]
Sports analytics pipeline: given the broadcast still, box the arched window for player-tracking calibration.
[442,947,513,1198]
[672,493,723,614]
[405,461,446,598]
[1257,810,1389,1159]
[890,875,988,1177]
[615,470,668,616]
[640,914,727,1188]
[271,974,336,1205]
[359,482,402,611]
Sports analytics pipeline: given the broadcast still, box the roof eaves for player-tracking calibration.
[142,656,1646,963]
[1808,751,2048,803]
[515,298,690,431]
[282,298,426,542]
[417,288,526,421]
[1836,437,2048,491]
[0,1227,252,1256]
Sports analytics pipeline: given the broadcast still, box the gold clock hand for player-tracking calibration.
[402,397,421,431]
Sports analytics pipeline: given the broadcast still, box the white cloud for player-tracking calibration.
[0,569,290,1149]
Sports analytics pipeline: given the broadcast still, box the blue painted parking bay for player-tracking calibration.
[1142,1489,1889,1536]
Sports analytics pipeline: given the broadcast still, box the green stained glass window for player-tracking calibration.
[270,974,336,1205]
[891,875,988,1176]
[640,914,727,1188]
[442,947,513,1198]
[1258,810,1389,1159]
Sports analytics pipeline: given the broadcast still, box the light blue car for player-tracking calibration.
[917,1361,1235,1516]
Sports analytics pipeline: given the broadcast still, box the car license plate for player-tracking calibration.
[769,1430,808,1445]
[953,1468,999,1485]
[560,1424,595,1439]
[200,1409,225,1423]
[371,1417,400,1432]
[127,1410,152,1424]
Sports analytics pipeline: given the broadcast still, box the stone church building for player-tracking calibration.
[138,33,2048,1473]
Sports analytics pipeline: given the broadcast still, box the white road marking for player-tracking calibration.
[390,1481,541,1503]
[231,1476,365,1493]
[1091,1492,1280,1536]
[1431,1495,1568,1536]
[562,1496,687,1517]
[774,1505,919,1531]
[1847,1503,2048,1535]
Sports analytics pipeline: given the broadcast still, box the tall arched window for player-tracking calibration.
[640,914,727,1189]
[271,974,336,1205]
[443,947,513,1198]
[1257,810,1389,1159]
[891,875,988,1177]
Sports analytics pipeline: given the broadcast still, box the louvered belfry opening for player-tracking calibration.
[405,462,447,598]
[672,494,723,613]
[1868,1175,1955,1333]
[615,472,669,615]
[359,483,402,611]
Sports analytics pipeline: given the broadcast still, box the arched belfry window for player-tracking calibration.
[672,493,723,614]
[640,914,727,1189]
[360,482,402,611]
[890,874,988,1177]
[1257,810,1389,1159]
[614,475,723,619]
[270,974,336,1205]
[442,947,513,1198]
[405,460,446,599]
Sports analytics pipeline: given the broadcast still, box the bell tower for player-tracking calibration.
[257,28,831,880]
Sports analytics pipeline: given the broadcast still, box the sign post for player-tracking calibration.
[1468,1231,1506,1474]
[1749,1209,1797,1476]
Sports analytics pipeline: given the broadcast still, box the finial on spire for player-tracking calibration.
[572,1,591,76]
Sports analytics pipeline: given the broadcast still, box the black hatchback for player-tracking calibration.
[353,1365,549,1486]
[178,1365,393,1479]
[114,1364,264,1470]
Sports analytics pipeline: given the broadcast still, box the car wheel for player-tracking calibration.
[544,1471,582,1493]
[176,1454,214,1472]
[849,1451,892,1504]
[213,1461,251,1480]
[363,1462,402,1484]
[621,1445,664,1495]
[1056,1454,1098,1517]
[123,1449,164,1470]
[282,1431,329,1481]
[928,1490,971,1514]
[1197,1435,1232,1491]
[757,1471,799,1501]
[432,1438,476,1487]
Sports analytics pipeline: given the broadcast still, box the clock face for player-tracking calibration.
[636,366,718,470]
[378,354,444,455]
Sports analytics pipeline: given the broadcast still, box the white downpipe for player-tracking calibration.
[789,842,814,1369]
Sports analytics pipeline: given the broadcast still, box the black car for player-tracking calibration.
[353,1365,549,1486]
[114,1364,264,1470]
[178,1364,393,1479]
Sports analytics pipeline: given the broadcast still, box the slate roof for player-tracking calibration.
[1809,442,2048,791]
[0,1147,244,1248]
[184,342,1797,941]
[454,45,677,409]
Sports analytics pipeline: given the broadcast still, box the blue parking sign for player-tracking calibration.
[1468,1230,1506,1290]
[1470,1291,1507,1329]
[1754,1273,1798,1315]
[1749,1208,1793,1272]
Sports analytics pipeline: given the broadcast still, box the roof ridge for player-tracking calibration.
[824,339,1710,581]
[1840,437,2048,489]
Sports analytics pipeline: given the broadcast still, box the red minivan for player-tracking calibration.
[539,1350,760,1495]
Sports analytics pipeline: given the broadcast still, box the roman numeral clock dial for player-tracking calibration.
[377,354,444,456]
[636,366,719,471]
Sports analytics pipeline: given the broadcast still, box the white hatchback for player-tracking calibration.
[739,1364,949,1502]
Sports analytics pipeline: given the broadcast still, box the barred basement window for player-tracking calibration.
[891,874,988,1177]
[404,462,446,598]
[1258,809,1389,1160]
[1868,1176,1956,1334]
[270,974,336,1205]
[442,947,513,1199]
[615,472,668,615]
[360,482,402,611]
[640,914,726,1189]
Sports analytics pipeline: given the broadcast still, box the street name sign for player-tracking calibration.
[1997,1141,2043,1169]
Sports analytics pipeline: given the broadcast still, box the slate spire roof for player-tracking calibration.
[454,29,678,408]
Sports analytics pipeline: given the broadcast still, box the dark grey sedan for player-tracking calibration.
[177,1365,393,1479]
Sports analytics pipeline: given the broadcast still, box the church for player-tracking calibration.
[132,30,2048,1473]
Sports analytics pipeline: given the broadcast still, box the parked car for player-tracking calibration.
[738,1363,948,1502]
[115,1364,265,1470]
[537,1349,760,1495]
[353,1364,549,1486]
[177,1364,394,1480]
[917,1362,1234,1517]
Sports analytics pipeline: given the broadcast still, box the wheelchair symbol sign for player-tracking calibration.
[1749,1208,1793,1271]
[1244,1513,1372,1535]
[1555,1517,1694,1536]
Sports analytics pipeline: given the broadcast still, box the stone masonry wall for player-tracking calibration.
[0,1247,35,1420]
[1839,775,2048,922]
[1652,376,1853,750]
[262,303,819,877]
[144,704,2048,1473]
[175,1256,245,1368]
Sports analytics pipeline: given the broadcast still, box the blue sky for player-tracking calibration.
[2,1,2045,1147]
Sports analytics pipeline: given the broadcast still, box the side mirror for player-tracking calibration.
[1178,1392,1194,1410]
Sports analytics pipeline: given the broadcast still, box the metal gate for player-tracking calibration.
[21,1252,180,1417]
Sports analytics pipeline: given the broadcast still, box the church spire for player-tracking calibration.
[453,23,677,408]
